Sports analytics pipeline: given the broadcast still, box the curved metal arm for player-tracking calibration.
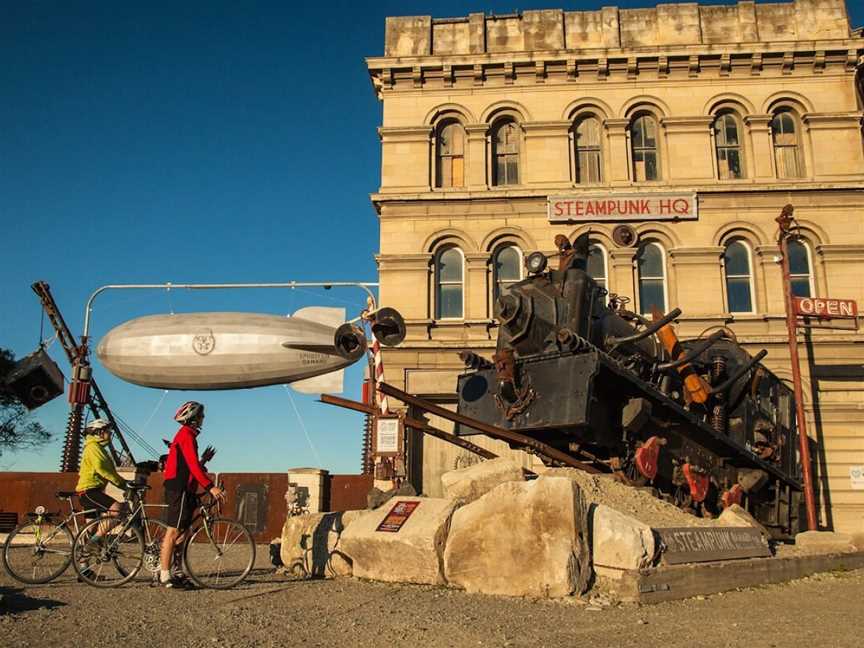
[82,281,379,340]
[708,349,768,395]
[657,330,725,371]
[607,308,682,348]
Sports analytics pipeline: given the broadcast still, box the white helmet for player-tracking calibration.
[85,418,111,433]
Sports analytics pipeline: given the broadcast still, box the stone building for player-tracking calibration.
[366,0,864,532]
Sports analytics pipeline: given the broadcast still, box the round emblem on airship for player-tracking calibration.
[192,329,216,355]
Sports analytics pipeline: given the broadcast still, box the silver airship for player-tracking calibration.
[96,307,382,393]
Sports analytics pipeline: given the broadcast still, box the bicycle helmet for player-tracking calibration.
[85,418,111,433]
[174,401,205,424]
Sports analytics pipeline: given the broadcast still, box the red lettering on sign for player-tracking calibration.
[673,199,689,214]
[793,297,858,319]
[659,199,671,214]
[585,201,595,216]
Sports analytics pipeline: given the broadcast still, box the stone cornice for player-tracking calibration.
[802,112,864,129]
[367,43,864,97]
[661,116,714,133]
[371,182,864,207]
[522,120,572,136]
[815,244,864,262]
[668,246,724,264]
[376,253,432,270]
[378,126,433,142]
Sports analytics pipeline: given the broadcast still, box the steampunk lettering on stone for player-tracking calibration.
[548,193,698,223]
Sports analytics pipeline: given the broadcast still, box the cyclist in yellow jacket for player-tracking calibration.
[76,419,127,523]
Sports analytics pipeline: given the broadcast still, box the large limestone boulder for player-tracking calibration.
[440,457,526,504]
[339,497,457,585]
[280,511,359,578]
[795,530,858,554]
[718,504,770,540]
[443,476,592,598]
[592,504,657,576]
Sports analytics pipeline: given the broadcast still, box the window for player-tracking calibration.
[723,240,754,313]
[587,244,607,289]
[492,120,520,186]
[631,115,660,181]
[772,111,804,178]
[787,239,813,298]
[637,242,667,315]
[715,113,745,180]
[573,116,603,184]
[436,121,465,188]
[493,245,522,301]
[435,247,464,319]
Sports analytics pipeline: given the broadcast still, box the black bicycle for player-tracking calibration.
[73,484,255,589]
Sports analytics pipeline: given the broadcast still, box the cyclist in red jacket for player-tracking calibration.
[159,401,224,588]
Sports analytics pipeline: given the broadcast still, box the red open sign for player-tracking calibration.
[793,297,858,319]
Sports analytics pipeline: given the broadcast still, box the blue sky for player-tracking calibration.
[3,1,863,473]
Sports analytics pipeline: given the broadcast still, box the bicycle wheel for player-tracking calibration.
[2,519,73,584]
[183,518,255,589]
[72,517,144,588]
[140,518,170,580]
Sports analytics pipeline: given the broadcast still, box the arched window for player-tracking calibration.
[493,245,522,301]
[435,247,464,319]
[787,239,813,298]
[723,240,754,313]
[573,116,603,184]
[630,114,660,182]
[714,112,745,180]
[772,110,804,178]
[637,242,667,314]
[435,121,465,188]
[587,243,607,289]
[492,119,520,186]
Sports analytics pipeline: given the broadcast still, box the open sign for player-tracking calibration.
[793,297,858,319]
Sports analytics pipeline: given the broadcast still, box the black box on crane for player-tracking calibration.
[3,348,65,410]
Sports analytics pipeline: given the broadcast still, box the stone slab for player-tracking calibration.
[440,457,526,505]
[794,530,858,554]
[592,504,657,572]
[443,476,591,598]
[339,497,457,585]
[280,511,359,578]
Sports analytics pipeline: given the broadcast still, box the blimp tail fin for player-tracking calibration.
[292,307,346,329]
[290,369,344,395]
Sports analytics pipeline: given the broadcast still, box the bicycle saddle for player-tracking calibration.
[56,490,77,498]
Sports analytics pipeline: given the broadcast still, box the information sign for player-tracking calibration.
[376,500,420,533]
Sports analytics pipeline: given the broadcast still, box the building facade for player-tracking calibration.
[366,0,864,532]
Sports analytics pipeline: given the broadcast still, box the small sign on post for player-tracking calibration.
[793,297,858,319]
[374,415,402,456]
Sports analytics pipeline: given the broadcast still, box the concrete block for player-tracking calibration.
[443,476,591,598]
[592,504,657,572]
[794,530,858,554]
[440,457,526,504]
[280,511,360,578]
[339,497,457,585]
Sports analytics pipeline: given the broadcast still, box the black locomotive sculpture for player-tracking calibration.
[457,233,804,537]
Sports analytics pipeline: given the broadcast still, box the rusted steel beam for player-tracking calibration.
[319,393,497,460]
[377,383,602,474]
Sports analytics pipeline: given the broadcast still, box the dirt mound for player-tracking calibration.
[543,468,718,529]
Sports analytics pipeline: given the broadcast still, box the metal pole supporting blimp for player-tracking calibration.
[776,205,818,531]
[81,281,379,342]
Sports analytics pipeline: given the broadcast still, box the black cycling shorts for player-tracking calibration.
[79,488,117,519]
[164,488,196,531]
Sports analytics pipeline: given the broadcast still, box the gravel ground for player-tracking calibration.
[2,547,862,648]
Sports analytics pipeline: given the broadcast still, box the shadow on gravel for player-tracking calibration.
[0,585,66,615]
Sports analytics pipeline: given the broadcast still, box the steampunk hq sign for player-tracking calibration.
[548,192,697,223]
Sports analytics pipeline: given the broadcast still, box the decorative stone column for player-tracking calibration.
[464,252,491,320]
[743,115,775,180]
[603,119,630,184]
[668,246,724,315]
[522,121,571,186]
[608,246,637,301]
[465,124,489,190]
[754,244,784,314]
[378,126,433,192]
[660,117,714,182]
